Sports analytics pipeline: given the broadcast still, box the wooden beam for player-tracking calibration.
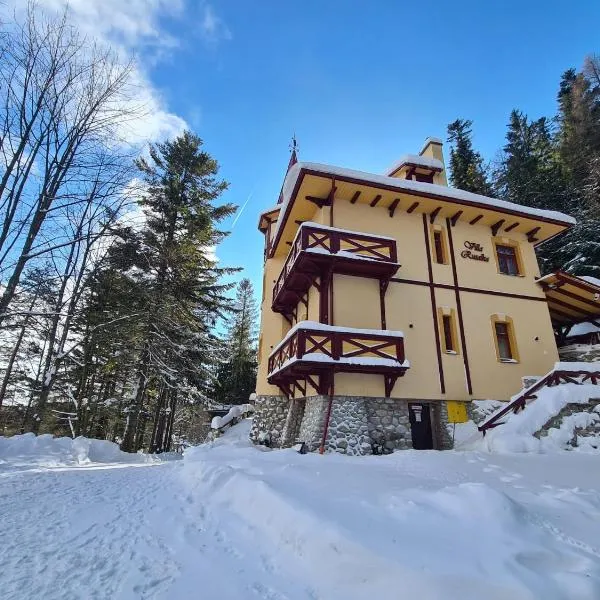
[546,286,600,311]
[370,194,382,207]
[295,220,305,225]
[407,201,419,213]
[350,190,361,204]
[548,295,599,319]
[429,206,442,224]
[306,194,333,208]
[491,219,505,236]
[388,198,400,218]
[526,226,540,242]
[450,210,463,226]
[504,222,519,232]
[469,214,483,225]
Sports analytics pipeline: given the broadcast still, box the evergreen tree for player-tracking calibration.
[210,278,258,405]
[495,110,566,211]
[446,119,494,195]
[116,132,237,451]
[550,57,600,277]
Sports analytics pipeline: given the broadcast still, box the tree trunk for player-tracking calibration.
[120,345,150,452]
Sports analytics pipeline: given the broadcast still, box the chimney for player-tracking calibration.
[420,137,447,185]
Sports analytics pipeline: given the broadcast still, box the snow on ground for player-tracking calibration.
[0,433,165,472]
[3,421,600,599]
[464,372,600,454]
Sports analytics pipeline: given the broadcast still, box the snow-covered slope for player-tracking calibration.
[2,420,600,599]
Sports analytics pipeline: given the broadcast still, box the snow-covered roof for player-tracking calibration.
[420,137,443,153]
[582,275,600,288]
[385,154,444,176]
[272,162,575,254]
[271,320,404,355]
[566,321,600,338]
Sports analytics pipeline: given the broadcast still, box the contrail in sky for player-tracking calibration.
[231,193,252,228]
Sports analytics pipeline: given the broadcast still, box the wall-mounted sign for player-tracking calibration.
[461,241,489,262]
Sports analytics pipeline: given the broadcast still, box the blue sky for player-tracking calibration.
[23,0,600,294]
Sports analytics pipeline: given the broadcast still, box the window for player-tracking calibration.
[496,244,520,276]
[494,322,513,360]
[442,315,455,352]
[433,230,445,264]
[415,172,434,183]
[438,308,458,354]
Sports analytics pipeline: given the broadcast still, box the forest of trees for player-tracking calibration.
[446,55,600,278]
[0,5,259,451]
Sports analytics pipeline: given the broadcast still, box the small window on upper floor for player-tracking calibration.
[442,315,456,353]
[496,244,520,276]
[433,230,446,264]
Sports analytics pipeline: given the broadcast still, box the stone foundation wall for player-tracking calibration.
[365,398,412,453]
[250,394,453,454]
[432,401,454,450]
[297,396,328,452]
[535,399,600,447]
[325,396,372,455]
[280,398,306,447]
[559,344,600,363]
[249,395,288,447]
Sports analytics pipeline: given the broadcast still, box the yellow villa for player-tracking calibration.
[250,138,575,454]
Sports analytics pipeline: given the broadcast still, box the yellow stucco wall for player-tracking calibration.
[256,143,562,402]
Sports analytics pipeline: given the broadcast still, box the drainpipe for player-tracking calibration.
[319,375,334,454]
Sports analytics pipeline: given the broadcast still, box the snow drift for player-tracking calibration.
[0,433,164,470]
[178,419,600,599]
[463,379,600,454]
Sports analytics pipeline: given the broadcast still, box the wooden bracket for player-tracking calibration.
[491,219,505,236]
[450,210,463,226]
[429,206,442,224]
[350,190,361,204]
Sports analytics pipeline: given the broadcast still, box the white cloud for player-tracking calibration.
[8,0,189,145]
[199,4,232,45]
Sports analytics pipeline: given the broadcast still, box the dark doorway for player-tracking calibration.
[408,403,434,449]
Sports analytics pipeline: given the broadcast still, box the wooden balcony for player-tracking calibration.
[267,322,409,398]
[272,223,399,315]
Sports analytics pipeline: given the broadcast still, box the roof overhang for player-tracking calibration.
[258,206,281,233]
[386,154,444,177]
[538,271,600,327]
[269,162,575,258]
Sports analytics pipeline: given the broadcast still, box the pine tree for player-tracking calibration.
[549,58,600,277]
[116,132,237,452]
[210,278,258,405]
[495,110,566,211]
[446,119,494,195]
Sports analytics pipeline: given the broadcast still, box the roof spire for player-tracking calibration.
[277,135,299,204]
[288,134,298,169]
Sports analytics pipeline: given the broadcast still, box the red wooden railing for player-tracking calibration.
[272,224,398,302]
[479,366,600,433]
[268,324,406,376]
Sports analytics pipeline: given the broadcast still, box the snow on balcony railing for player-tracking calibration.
[272,223,398,304]
[267,321,407,378]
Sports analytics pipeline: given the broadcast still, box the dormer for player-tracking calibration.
[386,137,448,186]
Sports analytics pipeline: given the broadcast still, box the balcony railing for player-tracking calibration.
[267,322,408,396]
[272,223,399,314]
